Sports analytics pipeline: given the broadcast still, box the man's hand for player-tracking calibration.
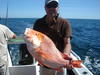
[62,53,73,69]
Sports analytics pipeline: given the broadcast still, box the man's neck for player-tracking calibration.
[45,14,59,24]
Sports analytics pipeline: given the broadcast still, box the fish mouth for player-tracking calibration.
[24,28,30,35]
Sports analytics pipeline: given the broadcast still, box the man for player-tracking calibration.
[33,0,72,75]
[0,24,16,75]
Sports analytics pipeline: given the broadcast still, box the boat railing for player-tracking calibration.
[8,36,25,44]
[71,50,81,60]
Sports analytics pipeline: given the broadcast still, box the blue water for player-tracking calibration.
[0,18,100,75]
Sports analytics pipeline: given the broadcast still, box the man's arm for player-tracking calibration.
[63,37,73,69]
[5,26,16,39]
[63,38,71,55]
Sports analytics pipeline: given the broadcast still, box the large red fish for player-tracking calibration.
[24,28,82,71]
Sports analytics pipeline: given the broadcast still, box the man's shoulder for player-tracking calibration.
[0,24,9,30]
[35,16,45,22]
[0,24,7,28]
[34,16,46,27]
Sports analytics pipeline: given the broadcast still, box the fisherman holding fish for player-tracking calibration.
[32,0,73,75]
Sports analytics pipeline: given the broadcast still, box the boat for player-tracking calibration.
[4,36,93,75]
[0,0,94,74]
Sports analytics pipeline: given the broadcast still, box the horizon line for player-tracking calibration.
[1,17,100,20]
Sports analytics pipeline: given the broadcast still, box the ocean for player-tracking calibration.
[0,18,100,75]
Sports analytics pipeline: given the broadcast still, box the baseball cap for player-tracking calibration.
[45,0,59,6]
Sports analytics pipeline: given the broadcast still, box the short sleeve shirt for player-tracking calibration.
[33,15,72,52]
[0,24,15,57]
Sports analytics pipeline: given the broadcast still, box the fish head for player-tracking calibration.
[24,28,44,48]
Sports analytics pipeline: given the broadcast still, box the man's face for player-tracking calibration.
[45,2,58,17]
[45,7,58,17]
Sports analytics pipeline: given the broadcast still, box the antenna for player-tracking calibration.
[5,0,9,25]
[5,0,10,75]
[0,0,2,21]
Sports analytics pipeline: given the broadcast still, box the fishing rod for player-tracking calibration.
[5,0,9,26]
[0,0,2,21]
[5,0,10,75]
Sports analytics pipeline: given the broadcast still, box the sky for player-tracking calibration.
[0,0,100,19]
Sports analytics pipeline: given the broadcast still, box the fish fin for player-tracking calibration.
[71,60,83,68]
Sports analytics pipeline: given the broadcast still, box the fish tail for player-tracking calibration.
[71,60,83,68]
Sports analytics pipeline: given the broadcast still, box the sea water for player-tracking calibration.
[0,18,100,75]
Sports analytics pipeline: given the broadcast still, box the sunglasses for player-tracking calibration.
[46,3,58,8]
[46,5,58,8]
